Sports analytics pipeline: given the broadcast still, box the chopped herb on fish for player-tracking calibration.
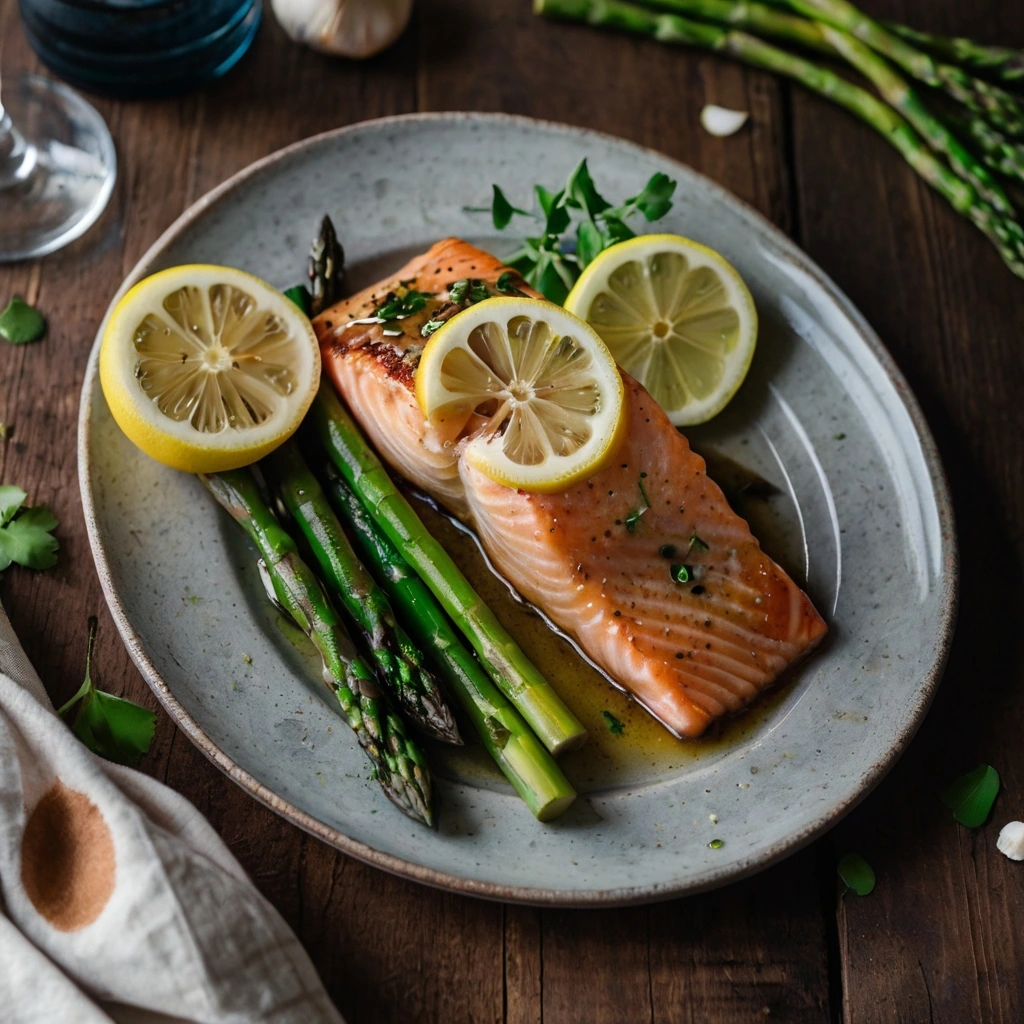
[496,271,527,295]
[687,531,710,556]
[602,710,625,735]
[375,289,433,321]
[670,563,692,584]
[638,473,651,508]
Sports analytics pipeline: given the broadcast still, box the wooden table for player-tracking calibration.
[2,2,1022,1020]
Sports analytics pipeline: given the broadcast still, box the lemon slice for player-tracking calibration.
[416,297,625,492]
[564,234,757,426]
[100,265,320,473]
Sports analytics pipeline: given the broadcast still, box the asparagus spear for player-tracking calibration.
[884,22,1024,88]
[202,468,434,826]
[308,215,346,316]
[965,119,1024,187]
[310,383,587,756]
[771,0,1024,138]
[321,464,577,820]
[643,0,1017,211]
[265,440,461,744]
[536,0,1024,280]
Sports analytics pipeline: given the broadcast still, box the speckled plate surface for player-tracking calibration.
[79,114,956,906]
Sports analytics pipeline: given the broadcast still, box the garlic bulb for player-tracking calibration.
[271,0,414,59]
[700,105,750,138]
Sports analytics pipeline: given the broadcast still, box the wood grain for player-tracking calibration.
[1,0,1022,1021]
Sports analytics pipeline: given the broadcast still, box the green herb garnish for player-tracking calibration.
[940,764,1000,827]
[0,296,46,345]
[496,271,526,295]
[0,485,58,571]
[638,475,651,508]
[837,853,875,896]
[670,563,692,584]
[420,317,447,338]
[687,531,710,556]
[602,710,625,735]
[474,161,677,303]
[284,284,312,314]
[625,508,644,533]
[449,278,490,305]
[708,838,724,850]
[58,617,158,767]
[375,289,433,321]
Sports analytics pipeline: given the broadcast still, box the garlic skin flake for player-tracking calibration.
[700,104,750,138]
[272,0,414,59]
[997,821,1024,861]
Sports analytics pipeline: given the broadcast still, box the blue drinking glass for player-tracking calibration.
[19,0,263,99]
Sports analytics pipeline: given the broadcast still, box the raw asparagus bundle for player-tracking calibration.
[266,440,461,744]
[310,383,587,756]
[535,0,1024,280]
[321,463,577,820]
[202,468,434,826]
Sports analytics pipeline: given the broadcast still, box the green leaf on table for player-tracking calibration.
[58,617,157,767]
[0,494,59,571]
[0,296,46,345]
[940,764,1000,827]
[491,185,530,230]
[837,853,875,896]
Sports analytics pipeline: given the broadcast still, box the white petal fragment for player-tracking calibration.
[700,104,750,138]
[997,820,1024,861]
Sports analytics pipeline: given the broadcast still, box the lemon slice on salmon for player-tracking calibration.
[100,265,320,473]
[564,234,757,426]
[416,297,625,492]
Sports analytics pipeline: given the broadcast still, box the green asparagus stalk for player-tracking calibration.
[310,384,587,755]
[536,0,1024,280]
[965,119,1024,187]
[266,440,461,744]
[643,0,1017,210]
[320,464,577,820]
[202,468,434,826]
[771,0,1024,138]
[885,22,1024,88]
[308,215,346,316]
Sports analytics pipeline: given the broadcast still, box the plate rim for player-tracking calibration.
[78,110,958,906]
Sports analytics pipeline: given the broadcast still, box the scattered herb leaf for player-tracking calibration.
[284,284,312,315]
[835,433,847,441]
[708,838,724,849]
[659,544,676,559]
[687,531,710,555]
[837,853,875,895]
[670,563,692,584]
[0,486,59,571]
[448,278,491,305]
[58,617,157,766]
[0,296,46,345]
[375,289,433,321]
[625,508,644,533]
[638,475,651,508]
[421,317,447,338]
[941,764,1001,828]
[602,710,625,735]
[495,271,526,296]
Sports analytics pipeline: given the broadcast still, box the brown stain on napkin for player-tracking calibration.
[21,779,115,931]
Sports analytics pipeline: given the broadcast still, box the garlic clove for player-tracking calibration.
[271,0,414,59]
[997,821,1024,861]
[700,104,750,138]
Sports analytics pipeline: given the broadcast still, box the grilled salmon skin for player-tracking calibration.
[315,239,827,738]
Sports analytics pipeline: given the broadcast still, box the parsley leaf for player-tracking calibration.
[602,710,625,735]
[0,488,59,571]
[58,617,157,767]
[283,285,311,315]
[941,764,1000,828]
[0,296,46,345]
[624,508,644,533]
[491,185,530,230]
[837,853,875,896]
[670,563,692,584]
[496,271,526,296]
[374,289,433,321]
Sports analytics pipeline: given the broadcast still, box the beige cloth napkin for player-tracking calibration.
[0,601,344,1024]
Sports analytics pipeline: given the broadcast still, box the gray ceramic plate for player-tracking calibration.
[79,114,956,905]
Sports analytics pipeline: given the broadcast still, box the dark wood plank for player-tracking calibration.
[787,2,1024,1021]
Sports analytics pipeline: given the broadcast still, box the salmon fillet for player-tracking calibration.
[315,239,827,738]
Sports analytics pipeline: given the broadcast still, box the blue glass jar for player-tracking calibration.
[19,0,262,99]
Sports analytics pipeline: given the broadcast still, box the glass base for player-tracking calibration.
[0,74,117,262]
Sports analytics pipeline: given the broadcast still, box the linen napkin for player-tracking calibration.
[0,599,344,1024]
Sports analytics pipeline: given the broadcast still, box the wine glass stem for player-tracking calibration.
[0,64,39,189]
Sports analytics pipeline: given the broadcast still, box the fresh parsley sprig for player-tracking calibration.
[0,485,58,571]
[477,160,678,304]
[58,617,158,767]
